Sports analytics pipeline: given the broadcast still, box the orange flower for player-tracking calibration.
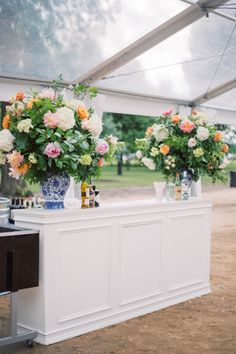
[160,144,170,155]
[15,92,25,101]
[18,163,30,174]
[146,127,154,135]
[214,131,223,142]
[77,106,89,120]
[98,158,104,167]
[27,98,39,109]
[171,115,181,124]
[222,143,229,153]
[2,114,10,129]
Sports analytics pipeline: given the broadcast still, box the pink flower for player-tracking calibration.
[43,111,59,128]
[44,142,61,158]
[180,119,195,133]
[96,139,109,155]
[188,138,197,148]
[6,150,24,168]
[8,167,21,180]
[162,108,172,116]
[39,88,55,100]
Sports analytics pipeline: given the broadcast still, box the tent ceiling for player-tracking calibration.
[0,0,235,112]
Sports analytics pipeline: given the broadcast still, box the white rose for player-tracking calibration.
[82,113,102,137]
[65,99,85,111]
[188,138,197,148]
[17,118,33,133]
[136,150,143,159]
[141,157,156,170]
[0,129,14,152]
[196,127,209,141]
[152,124,169,142]
[150,147,159,157]
[0,151,6,164]
[56,107,75,131]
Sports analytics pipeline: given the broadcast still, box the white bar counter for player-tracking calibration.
[13,198,212,345]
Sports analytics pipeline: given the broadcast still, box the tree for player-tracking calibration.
[102,112,156,153]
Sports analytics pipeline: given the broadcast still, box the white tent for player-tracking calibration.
[1,0,236,124]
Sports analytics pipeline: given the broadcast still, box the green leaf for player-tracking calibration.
[36,136,46,144]
[38,156,47,170]
[16,134,28,150]
[79,141,89,150]
[70,161,78,170]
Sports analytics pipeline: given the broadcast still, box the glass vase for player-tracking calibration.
[40,172,70,209]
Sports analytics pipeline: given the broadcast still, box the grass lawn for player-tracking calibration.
[26,161,236,193]
[94,161,236,190]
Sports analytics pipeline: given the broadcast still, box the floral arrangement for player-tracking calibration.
[135,108,228,182]
[0,82,118,183]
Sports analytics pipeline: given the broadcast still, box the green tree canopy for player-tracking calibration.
[102,113,156,153]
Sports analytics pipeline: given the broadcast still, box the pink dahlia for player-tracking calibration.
[44,142,61,158]
[180,119,195,133]
[39,88,55,100]
[6,150,24,168]
[96,139,109,155]
[43,111,59,128]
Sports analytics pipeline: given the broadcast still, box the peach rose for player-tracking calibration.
[160,144,170,155]
[214,131,223,142]
[2,115,10,129]
[146,127,154,135]
[171,115,181,124]
[77,106,89,120]
[180,119,195,133]
[15,92,25,101]
[222,143,229,153]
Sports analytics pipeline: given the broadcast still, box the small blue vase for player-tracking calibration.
[40,172,70,209]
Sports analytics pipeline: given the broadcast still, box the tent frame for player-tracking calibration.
[0,0,235,115]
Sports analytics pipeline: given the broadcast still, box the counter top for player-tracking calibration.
[13,198,212,224]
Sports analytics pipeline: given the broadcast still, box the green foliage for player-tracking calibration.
[102,113,156,152]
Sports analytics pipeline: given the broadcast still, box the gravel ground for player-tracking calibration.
[0,186,236,354]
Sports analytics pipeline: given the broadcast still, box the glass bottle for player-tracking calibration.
[181,171,190,200]
[166,178,175,201]
[175,172,182,201]
[81,182,90,209]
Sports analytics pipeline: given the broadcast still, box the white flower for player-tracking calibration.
[0,151,6,164]
[196,126,209,141]
[188,138,197,148]
[192,111,208,124]
[152,124,169,142]
[0,129,14,152]
[81,113,102,137]
[150,147,159,157]
[64,99,85,111]
[107,135,118,145]
[39,88,55,100]
[219,157,229,169]
[141,157,156,170]
[136,150,143,159]
[56,107,75,131]
[17,118,33,133]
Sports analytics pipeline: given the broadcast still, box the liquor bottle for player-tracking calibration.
[92,186,100,207]
[181,171,190,200]
[175,173,182,201]
[81,182,90,209]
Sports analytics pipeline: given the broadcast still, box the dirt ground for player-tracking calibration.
[0,185,236,354]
